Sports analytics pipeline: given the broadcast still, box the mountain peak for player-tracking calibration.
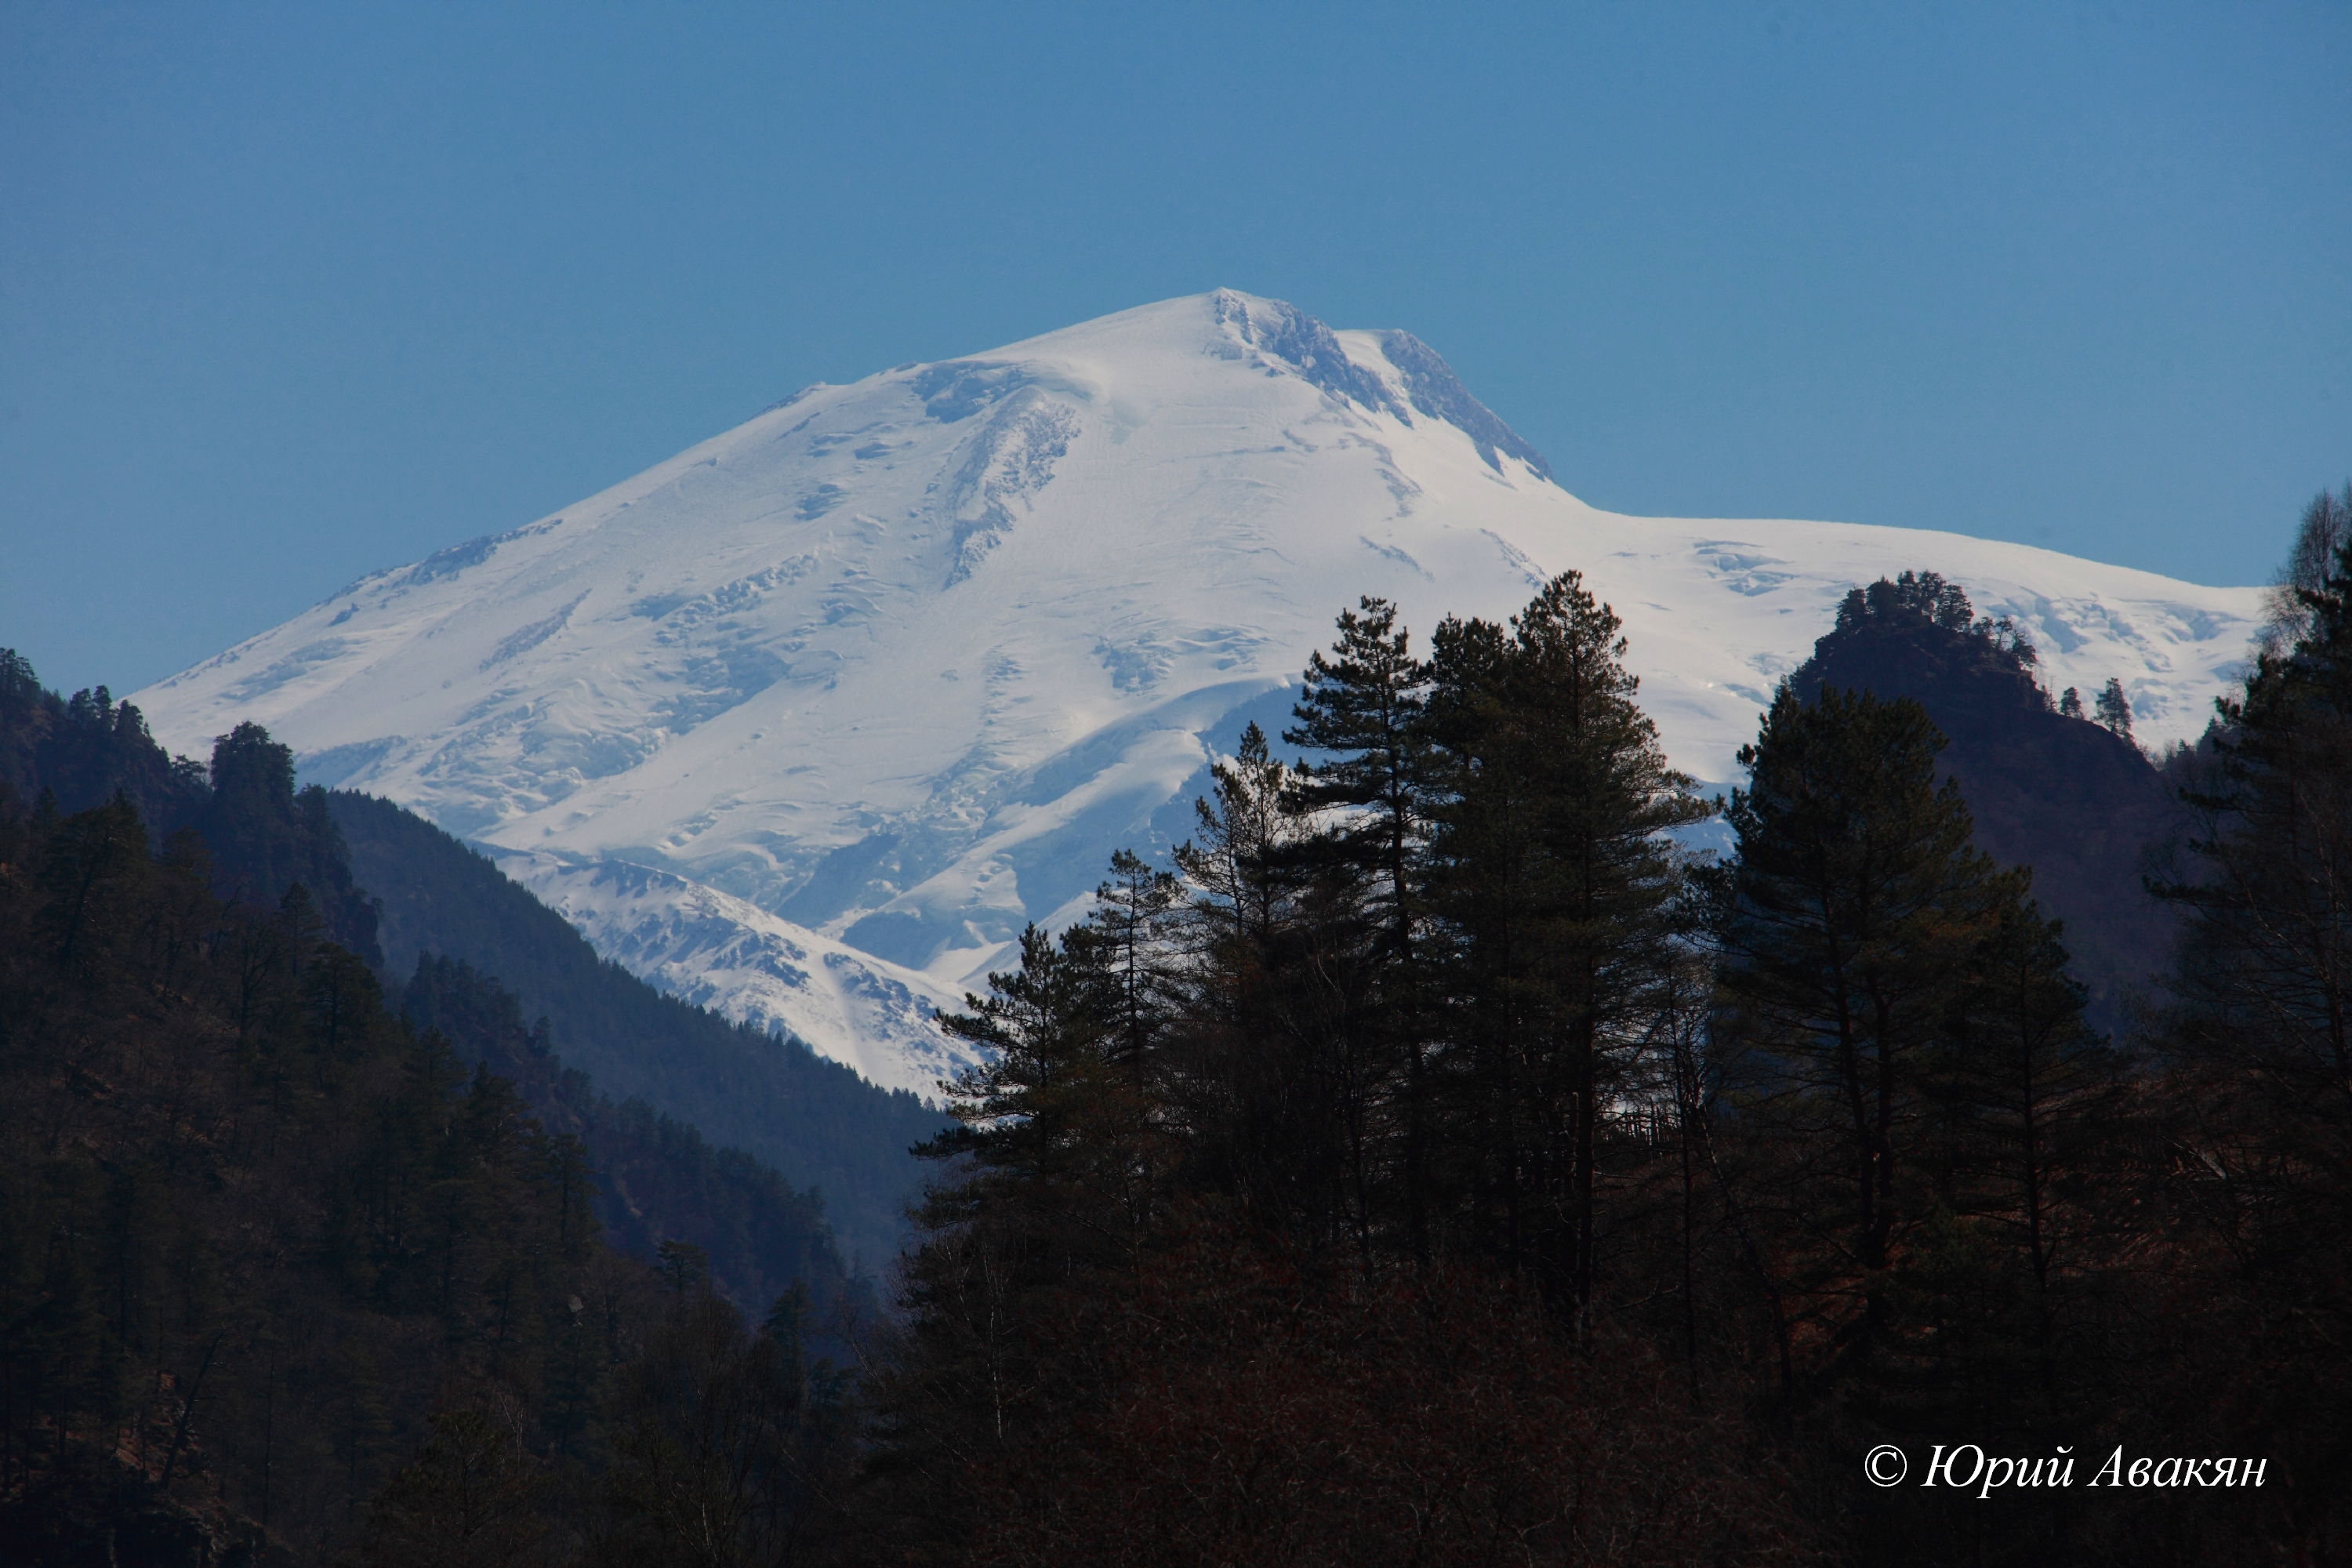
[960,290,1552,480]
[132,294,2261,1091]
[1207,289,1406,420]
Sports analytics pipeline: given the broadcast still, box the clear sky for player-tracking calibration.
[3,1,2347,694]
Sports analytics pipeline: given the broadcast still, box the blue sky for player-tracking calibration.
[4,1,2347,692]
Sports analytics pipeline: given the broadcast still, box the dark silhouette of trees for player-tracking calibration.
[2141,490,2352,1555]
[878,576,1795,1564]
[1419,573,1709,1331]
[2093,677,2133,741]
[327,789,944,1274]
[18,484,2352,1564]
[874,539,2347,1565]
[0,662,859,1566]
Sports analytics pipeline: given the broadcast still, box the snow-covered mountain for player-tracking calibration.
[134,290,2266,1094]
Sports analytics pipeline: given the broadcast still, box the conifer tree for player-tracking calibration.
[1174,722,1302,951]
[928,922,1128,1201]
[1284,595,1432,960]
[2165,527,2352,1159]
[1174,723,1377,1247]
[1710,686,1998,1369]
[1423,572,1708,1329]
[1092,848,1183,1069]
[1924,895,2118,1420]
[2093,677,2132,740]
[2154,520,2352,1481]
[1284,597,1439,1249]
[197,721,381,964]
[2129,493,2352,1550]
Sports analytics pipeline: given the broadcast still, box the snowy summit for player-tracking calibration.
[133,291,2265,1093]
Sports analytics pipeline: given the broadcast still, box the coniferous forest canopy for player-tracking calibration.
[3,484,2350,1564]
[322,792,944,1277]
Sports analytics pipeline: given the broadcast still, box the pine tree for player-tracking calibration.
[1171,724,1366,1244]
[2093,677,2132,740]
[196,722,381,963]
[2126,494,2352,1553]
[1709,685,1998,1371]
[1285,597,1442,1253]
[2165,542,2352,1127]
[1092,848,1183,1069]
[1422,572,1709,1329]
[1921,895,2118,1425]
[2154,516,2352,1432]
[1174,722,1302,951]
[1284,595,1431,962]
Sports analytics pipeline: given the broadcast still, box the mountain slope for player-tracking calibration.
[0,652,874,1303]
[329,789,945,1271]
[132,290,2264,1090]
[1789,573,2186,1030]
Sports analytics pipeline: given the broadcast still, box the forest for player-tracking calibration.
[325,791,945,1279]
[870,487,2352,1566]
[0,656,866,1563]
[3,486,2350,1565]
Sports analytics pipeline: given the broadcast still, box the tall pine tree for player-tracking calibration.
[1422,572,1708,1331]
[1709,686,1998,1374]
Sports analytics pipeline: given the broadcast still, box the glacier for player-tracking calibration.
[133,289,2267,1095]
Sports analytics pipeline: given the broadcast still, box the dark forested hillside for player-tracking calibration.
[0,652,873,1308]
[0,655,379,965]
[0,788,855,1564]
[13,505,2344,1564]
[1789,572,2183,1026]
[398,954,855,1319]
[0,655,207,834]
[859,557,2346,1566]
[328,792,945,1272]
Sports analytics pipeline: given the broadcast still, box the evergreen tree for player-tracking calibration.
[1283,595,1432,962]
[2165,532,2352,1149]
[2147,517,2352,1537]
[1174,722,1303,950]
[1921,896,2118,1429]
[1091,849,1184,1069]
[196,722,380,964]
[2093,677,2132,740]
[0,653,208,836]
[1421,572,1709,1330]
[1709,686,2001,1373]
[1283,597,1439,1250]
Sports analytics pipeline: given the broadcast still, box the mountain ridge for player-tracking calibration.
[132,289,2266,1091]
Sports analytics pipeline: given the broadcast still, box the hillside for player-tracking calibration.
[1788,572,2183,1026]
[0,782,856,1563]
[0,651,884,1297]
[328,789,942,1271]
